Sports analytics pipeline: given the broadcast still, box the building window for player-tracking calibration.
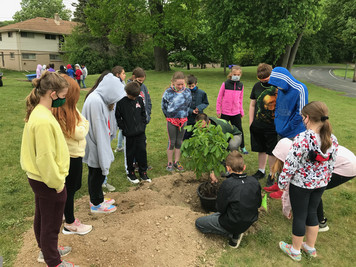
[0,33,2,41]
[45,34,56,40]
[8,32,13,38]
[50,54,61,61]
[22,53,36,60]
[10,52,15,59]
[20,32,35,38]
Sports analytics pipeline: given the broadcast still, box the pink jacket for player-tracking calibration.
[216,80,244,116]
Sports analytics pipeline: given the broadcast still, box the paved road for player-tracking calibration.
[291,66,356,98]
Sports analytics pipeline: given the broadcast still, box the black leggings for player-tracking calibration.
[221,114,245,148]
[317,174,355,221]
[289,184,326,236]
[64,157,82,224]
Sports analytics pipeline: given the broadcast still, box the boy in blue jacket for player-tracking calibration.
[184,75,209,140]
[268,67,308,139]
[195,151,262,248]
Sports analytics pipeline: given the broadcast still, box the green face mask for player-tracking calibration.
[51,95,66,108]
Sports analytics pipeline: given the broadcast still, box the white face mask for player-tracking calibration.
[231,75,240,81]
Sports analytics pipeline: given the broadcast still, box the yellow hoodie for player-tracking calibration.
[20,104,69,191]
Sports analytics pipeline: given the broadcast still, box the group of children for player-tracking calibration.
[20,63,353,266]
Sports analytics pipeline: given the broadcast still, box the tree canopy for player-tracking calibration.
[13,0,71,22]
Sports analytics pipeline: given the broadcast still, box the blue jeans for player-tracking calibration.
[81,78,86,88]
[117,129,123,149]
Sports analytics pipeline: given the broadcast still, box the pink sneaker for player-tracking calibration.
[62,218,93,235]
[90,202,117,214]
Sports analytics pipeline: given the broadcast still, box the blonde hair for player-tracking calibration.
[225,150,244,172]
[227,65,242,79]
[302,101,332,153]
[25,71,68,122]
[271,159,284,180]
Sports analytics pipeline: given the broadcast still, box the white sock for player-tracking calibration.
[291,246,301,255]
[259,169,265,174]
[303,243,315,251]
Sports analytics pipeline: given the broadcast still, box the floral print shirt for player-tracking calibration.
[278,129,338,190]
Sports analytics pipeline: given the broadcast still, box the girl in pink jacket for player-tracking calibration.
[216,65,248,154]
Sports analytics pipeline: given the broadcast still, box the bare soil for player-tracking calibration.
[14,172,234,267]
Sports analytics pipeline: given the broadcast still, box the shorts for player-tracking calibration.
[250,124,277,155]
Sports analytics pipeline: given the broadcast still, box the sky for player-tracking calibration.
[0,0,78,21]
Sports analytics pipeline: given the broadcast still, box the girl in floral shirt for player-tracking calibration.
[278,101,338,262]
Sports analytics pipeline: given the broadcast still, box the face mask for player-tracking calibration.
[231,75,240,81]
[51,95,66,108]
[190,86,197,92]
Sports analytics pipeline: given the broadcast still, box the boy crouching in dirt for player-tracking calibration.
[195,151,262,248]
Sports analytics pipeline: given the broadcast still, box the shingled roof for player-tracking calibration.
[0,17,78,35]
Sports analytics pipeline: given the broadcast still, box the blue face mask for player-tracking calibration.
[190,86,197,92]
[231,75,240,81]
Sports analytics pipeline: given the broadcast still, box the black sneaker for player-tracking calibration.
[229,233,244,248]
[127,172,139,184]
[266,174,274,187]
[253,170,265,180]
[318,218,329,232]
[140,172,151,183]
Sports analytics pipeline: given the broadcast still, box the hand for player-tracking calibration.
[210,172,218,183]
[217,113,221,118]
[193,108,199,114]
[287,212,292,220]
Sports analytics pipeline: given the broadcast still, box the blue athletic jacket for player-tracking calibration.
[269,67,308,138]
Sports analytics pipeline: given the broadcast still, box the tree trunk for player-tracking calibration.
[287,32,304,71]
[223,52,227,75]
[154,46,170,71]
[281,45,292,68]
[187,63,190,70]
[353,61,356,82]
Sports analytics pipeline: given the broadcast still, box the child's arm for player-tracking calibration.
[115,103,125,130]
[140,98,147,125]
[143,84,152,123]
[196,91,209,112]
[249,99,256,126]
[240,84,244,117]
[161,91,168,117]
[216,82,225,117]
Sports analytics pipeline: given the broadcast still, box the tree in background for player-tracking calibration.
[13,0,71,22]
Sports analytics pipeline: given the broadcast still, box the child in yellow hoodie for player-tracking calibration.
[20,72,78,267]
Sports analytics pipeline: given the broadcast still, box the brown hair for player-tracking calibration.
[52,75,81,137]
[195,112,209,123]
[227,65,242,79]
[225,150,244,172]
[129,67,145,80]
[25,71,68,122]
[172,71,185,82]
[257,63,272,79]
[302,101,332,153]
[187,74,198,85]
[112,65,124,76]
[125,81,141,97]
[85,70,110,101]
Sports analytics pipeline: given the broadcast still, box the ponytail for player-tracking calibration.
[319,119,332,154]
[25,88,41,122]
[302,101,332,153]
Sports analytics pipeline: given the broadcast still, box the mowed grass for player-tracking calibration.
[0,67,355,266]
[333,67,356,80]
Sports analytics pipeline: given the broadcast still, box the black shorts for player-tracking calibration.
[250,125,277,155]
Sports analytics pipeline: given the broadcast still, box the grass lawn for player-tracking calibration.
[0,67,355,266]
[333,66,356,80]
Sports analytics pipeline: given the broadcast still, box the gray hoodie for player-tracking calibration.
[82,73,126,175]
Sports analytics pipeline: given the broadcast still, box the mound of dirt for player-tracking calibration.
[15,172,231,267]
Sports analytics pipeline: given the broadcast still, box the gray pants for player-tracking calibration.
[195,212,232,238]
[228,135,242,151]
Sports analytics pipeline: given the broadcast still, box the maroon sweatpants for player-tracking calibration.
[28,178,67,267]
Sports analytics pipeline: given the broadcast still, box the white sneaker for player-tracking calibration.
[102,182,116,192]
[114,147,124,153]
